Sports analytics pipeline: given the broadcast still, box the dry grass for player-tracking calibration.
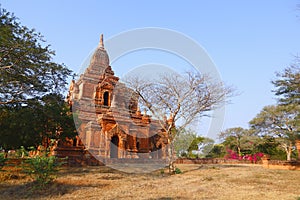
[0,164,300,200]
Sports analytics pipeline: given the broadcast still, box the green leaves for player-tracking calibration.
[0,7,72,105]
[22,155,61,187]
[219,127,259,156]
[0,94,77,150]
[0,7,76,150]
[250,104,300,141]
[0,152,7,170]
[272,64,300,105]
[248,67,300,160]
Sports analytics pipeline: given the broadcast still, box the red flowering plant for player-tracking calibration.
[225,148,264,163]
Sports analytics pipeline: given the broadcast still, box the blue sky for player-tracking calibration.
[1,1,300,136]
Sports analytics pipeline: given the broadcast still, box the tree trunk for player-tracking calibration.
[237,146,241,157]
[296,140,300,161]
[168,140,176,174]
[286,144,293,161]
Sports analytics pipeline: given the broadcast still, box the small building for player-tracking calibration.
[56,35,169,165]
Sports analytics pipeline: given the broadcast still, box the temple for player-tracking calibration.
[56,35,169,165]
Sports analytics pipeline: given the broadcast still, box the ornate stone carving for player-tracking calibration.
[58,35,169,163]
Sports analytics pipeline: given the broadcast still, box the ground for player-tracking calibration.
[0,164,300,200]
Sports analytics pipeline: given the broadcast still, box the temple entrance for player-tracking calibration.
[158,144,162,158]
[110,135,119,158]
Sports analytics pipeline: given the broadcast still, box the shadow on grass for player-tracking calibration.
[0,180,109,199]
[148,197,189,200]
[180,164,252,174]
[59,165,120,175]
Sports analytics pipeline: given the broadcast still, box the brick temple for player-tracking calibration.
[55,35,169,165]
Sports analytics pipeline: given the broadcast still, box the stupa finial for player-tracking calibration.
[99,34,104,48]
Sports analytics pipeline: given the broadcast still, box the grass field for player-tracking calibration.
[0,164,300,200]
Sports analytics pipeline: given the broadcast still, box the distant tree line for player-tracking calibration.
[176,61,299,161]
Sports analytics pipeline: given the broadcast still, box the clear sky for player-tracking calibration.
[1,1,300,137]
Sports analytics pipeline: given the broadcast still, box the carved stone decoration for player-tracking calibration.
[57,35,169,166]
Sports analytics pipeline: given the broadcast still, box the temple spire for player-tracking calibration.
[99,34,104,48]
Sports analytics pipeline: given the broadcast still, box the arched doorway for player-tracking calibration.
[157,144,162,159]
[110,135,119,158]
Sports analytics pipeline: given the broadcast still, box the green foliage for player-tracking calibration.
[272,63,300,105]
[16,146,29,158]
[188,136,204,153]
[160,169,165,175]
[0,105,41,149]
[0,7,75,150]
[206,144,226,158]
[219,127,259,156]
[197,137,214,158]
[174,129,197,157]
[22,153,63,188]
[174,167,182,174]
[250,105,299,138]
[187,152,198,158]
[250,104,299,160]
[255,136,284,160]
[0,7,72,105]
[175,130,215,158]
[0,94,77,150]
[0,152,7,170]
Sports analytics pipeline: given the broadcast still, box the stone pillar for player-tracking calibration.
[105,137,110,158]
[132,133,139,158]
[85,130,91,149]
[119,139,125,158]
[133,134,137,151]
[261,154,270,169]
[98,131,103,156]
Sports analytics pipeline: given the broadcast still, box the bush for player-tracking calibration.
[22,154,63,188]
[174,167,182,174]
[0,152,7,170]
[16,146,29,158]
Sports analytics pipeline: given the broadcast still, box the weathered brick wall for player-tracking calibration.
[262,159,300,170]
[175,158,261,165]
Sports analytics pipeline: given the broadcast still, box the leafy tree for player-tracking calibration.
[0,7,75,150]
[0,104,42,150]
[272,62,300,105]
[197,137,215,158]
[206,144,226,158]
[0,94,76,150]
[188,137,204,152]
[174,129,197,157]
[250,105,300,161]
[36,94,77,148]
[187,136,205,156]
[256,135,286,160]
[219,127,259,156]
[21,145,65,188]
[271,62,300,159]
[0,152,7,170]
[0,7,72,105]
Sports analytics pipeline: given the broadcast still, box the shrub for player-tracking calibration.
[16,146,29,158]
[174,167,182,174]
[22,154,63,188]
[0,152,7,170]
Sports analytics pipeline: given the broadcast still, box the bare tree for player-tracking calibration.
[125,71,234,173]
